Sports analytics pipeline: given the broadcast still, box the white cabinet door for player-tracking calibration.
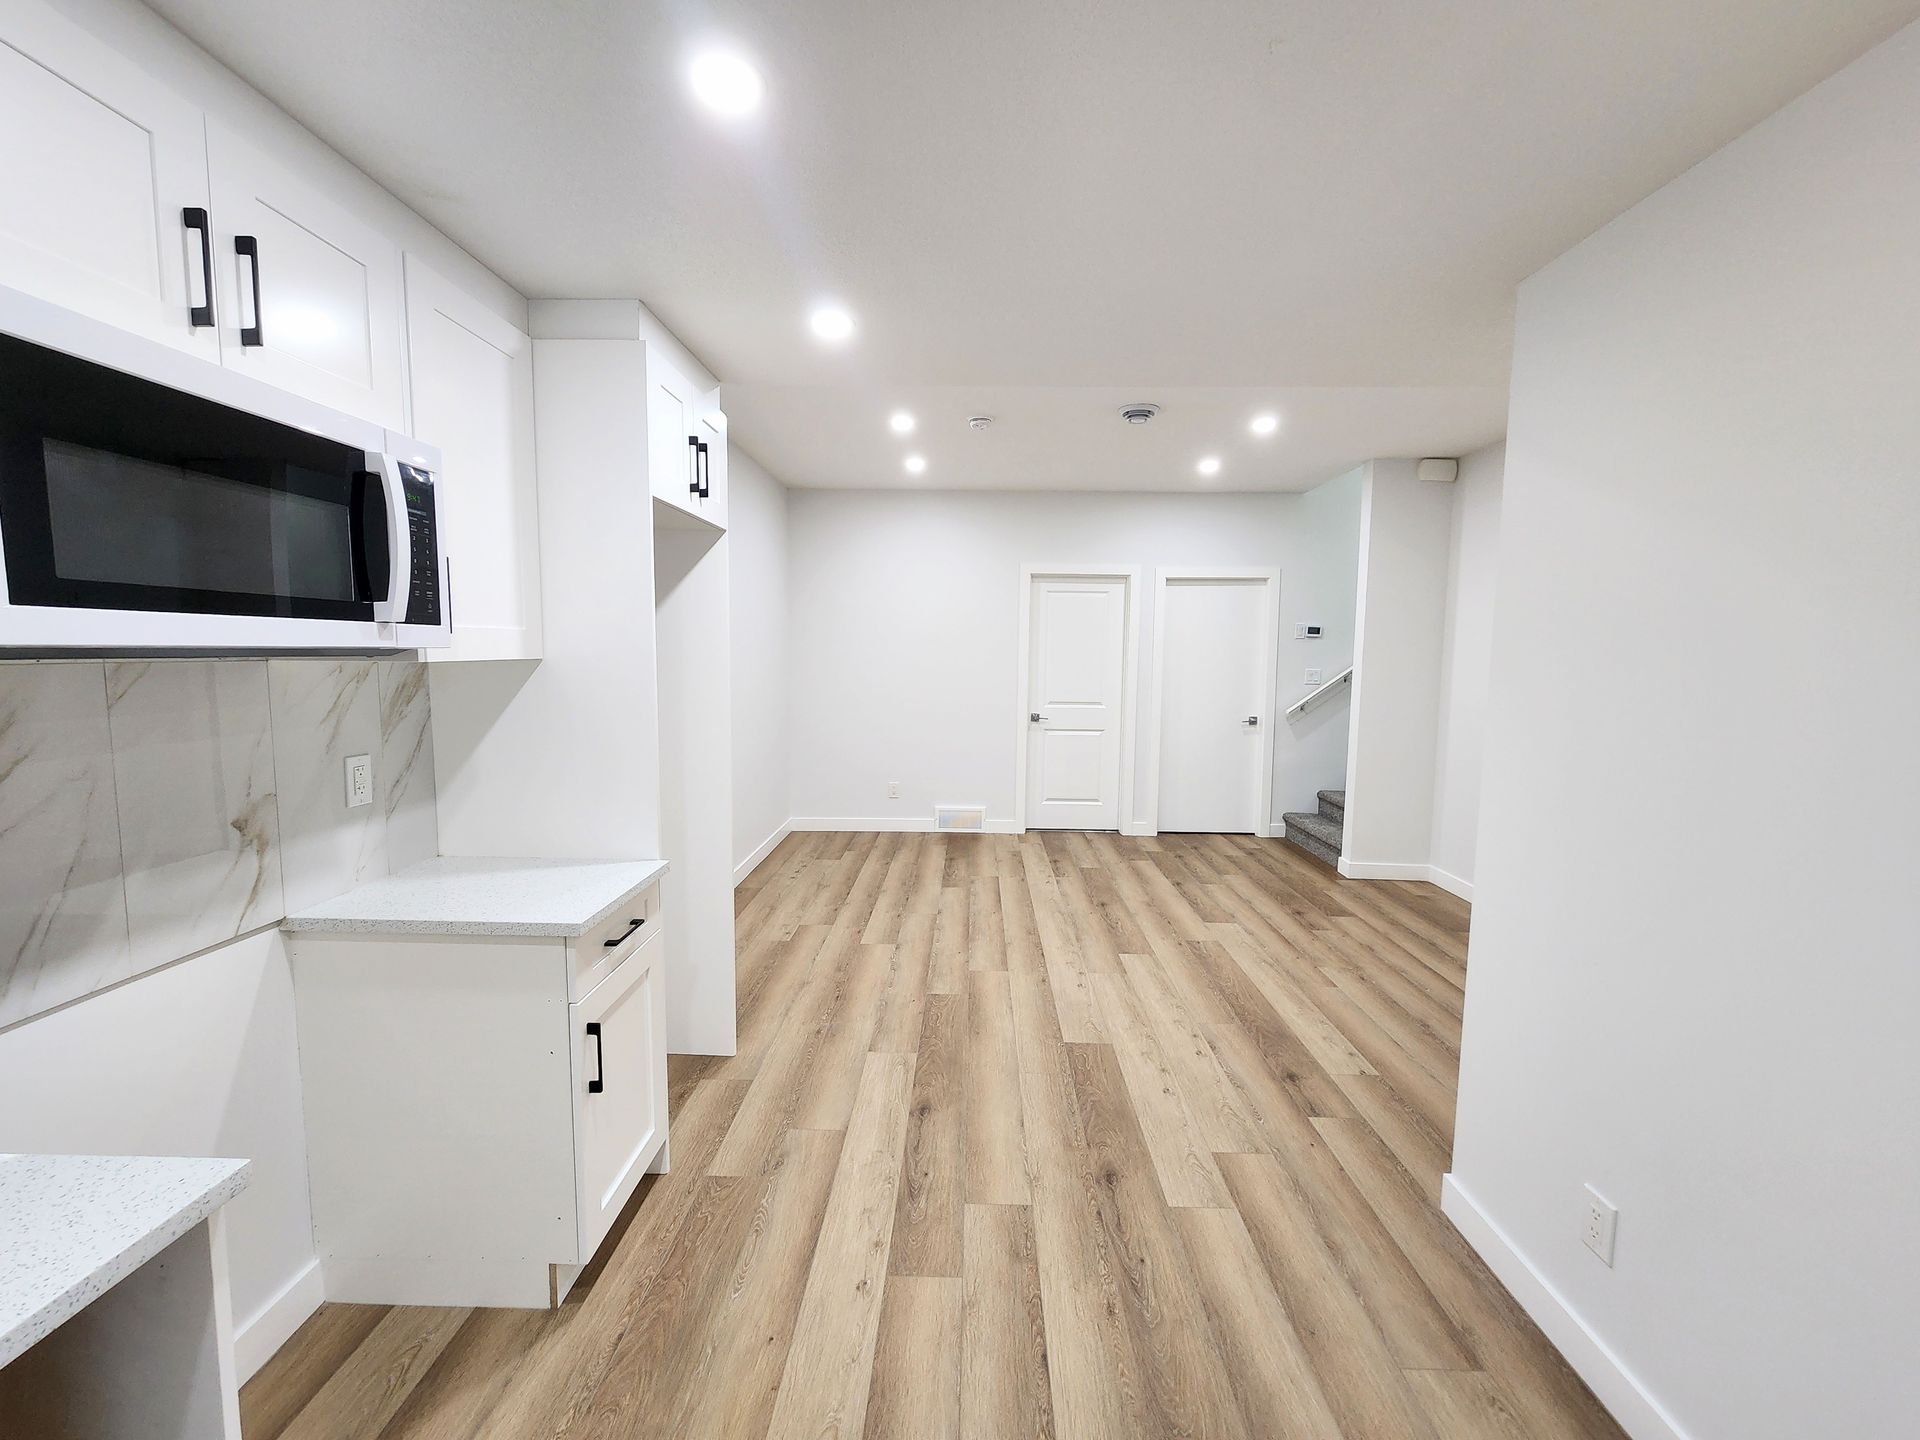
[646,344,701,520]
[404,257,543,661]
[0,1,216,359]
[206,124,406,427]
[693,394,728,531]
[570,934,668,1261]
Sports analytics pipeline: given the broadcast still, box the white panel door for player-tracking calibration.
[1026,578,1126,830]
[1157,579,1272,833]
[0,1,216,358]
[404,256,542,662]
[207,124,406,427]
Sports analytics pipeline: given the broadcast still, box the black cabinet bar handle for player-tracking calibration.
[585,1021,605,1093]
[687,434,701,495]
[696,440,711,498]
[182,208,215,327]
[602,916,645,948]
[235,235,264,347]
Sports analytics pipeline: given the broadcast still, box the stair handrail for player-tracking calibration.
[1284,665,1353,721]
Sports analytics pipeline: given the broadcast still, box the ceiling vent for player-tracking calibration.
[967,415,994,431]
[1119,403,1161,425]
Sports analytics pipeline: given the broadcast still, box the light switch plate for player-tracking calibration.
[1305,668,1323,685]
[344,753,373,809]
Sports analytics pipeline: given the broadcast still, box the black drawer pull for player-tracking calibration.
[586,1021,605,1093]
[603,917,645,948]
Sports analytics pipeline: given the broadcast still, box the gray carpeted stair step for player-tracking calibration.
[1281,809,1343,866]
[1317,789,1345,820]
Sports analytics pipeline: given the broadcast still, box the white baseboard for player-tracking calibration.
[1440,1176,1690,1440]
[734,821,793,886]
[790,816,1021,834]
[233,1255,324,1382]
[1336,856,1475,900]
[1337,857,1430,881]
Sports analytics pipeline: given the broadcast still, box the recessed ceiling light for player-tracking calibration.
[1249,412,1280,436]
[904,454,928,475]
[688,50,763,117]
[1197,455,1222,477]
[888,410,916,435]
[809,304,855,343]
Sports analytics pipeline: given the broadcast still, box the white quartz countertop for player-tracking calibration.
[281,856,670,937]
[0,1153,250,1368]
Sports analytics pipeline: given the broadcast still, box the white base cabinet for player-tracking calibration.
[290,900,668,1308]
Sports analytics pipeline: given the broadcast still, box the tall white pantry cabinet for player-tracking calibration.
[428,300,739,1059]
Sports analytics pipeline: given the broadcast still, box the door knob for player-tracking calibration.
[1030,712,1046,722]
[1243,715,1259,726]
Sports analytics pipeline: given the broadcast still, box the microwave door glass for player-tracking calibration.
[39,442,364,615]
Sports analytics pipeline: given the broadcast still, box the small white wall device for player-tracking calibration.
[1295,622,1324,639]
[1418,456,1460,484]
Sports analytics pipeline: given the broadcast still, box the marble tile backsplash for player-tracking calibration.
[0,658,438,1028]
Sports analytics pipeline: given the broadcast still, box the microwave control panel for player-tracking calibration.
[399,463,442,627]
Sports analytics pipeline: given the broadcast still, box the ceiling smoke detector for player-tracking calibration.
[1119,403,1161,425]
[967,415,994,431]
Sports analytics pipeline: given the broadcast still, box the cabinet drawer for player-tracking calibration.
[566,885,660,999]
[569,934,667,1262]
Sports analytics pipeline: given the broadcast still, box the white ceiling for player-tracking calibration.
[140,0,1919,490]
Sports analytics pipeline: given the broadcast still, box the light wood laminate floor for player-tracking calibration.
[243,830,1624,1440]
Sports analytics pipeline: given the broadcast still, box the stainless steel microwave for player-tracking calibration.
[0,287,449,654]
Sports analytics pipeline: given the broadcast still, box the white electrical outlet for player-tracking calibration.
[1582,1184,1618,1266]
[1304,667,1323,685]
[344,754,373,809]
[887,781,901,799]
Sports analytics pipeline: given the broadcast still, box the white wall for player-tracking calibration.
[786,481,1362,832]
[1341,460,1454,873]
[0,930,319,1380]
[1428,442,1504,897]
[1449,22,1920,1440]
[727,450,792,880]
[431,330,662,862]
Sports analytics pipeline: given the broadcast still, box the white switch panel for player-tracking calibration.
[1583,1184,1618,1266]
[887,781,902,799]
[1304,668,1323,685]
[344,753,373,809]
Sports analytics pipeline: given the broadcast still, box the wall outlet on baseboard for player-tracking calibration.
[887,781,901,799]
[1582,1184,1618,1266]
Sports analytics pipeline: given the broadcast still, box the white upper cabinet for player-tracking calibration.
[206,123,407,429]
[0,2,216,360]
[646,343,727,532]
[404,256,543,662]
[646,343,702,522]
[693,395,729,530]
